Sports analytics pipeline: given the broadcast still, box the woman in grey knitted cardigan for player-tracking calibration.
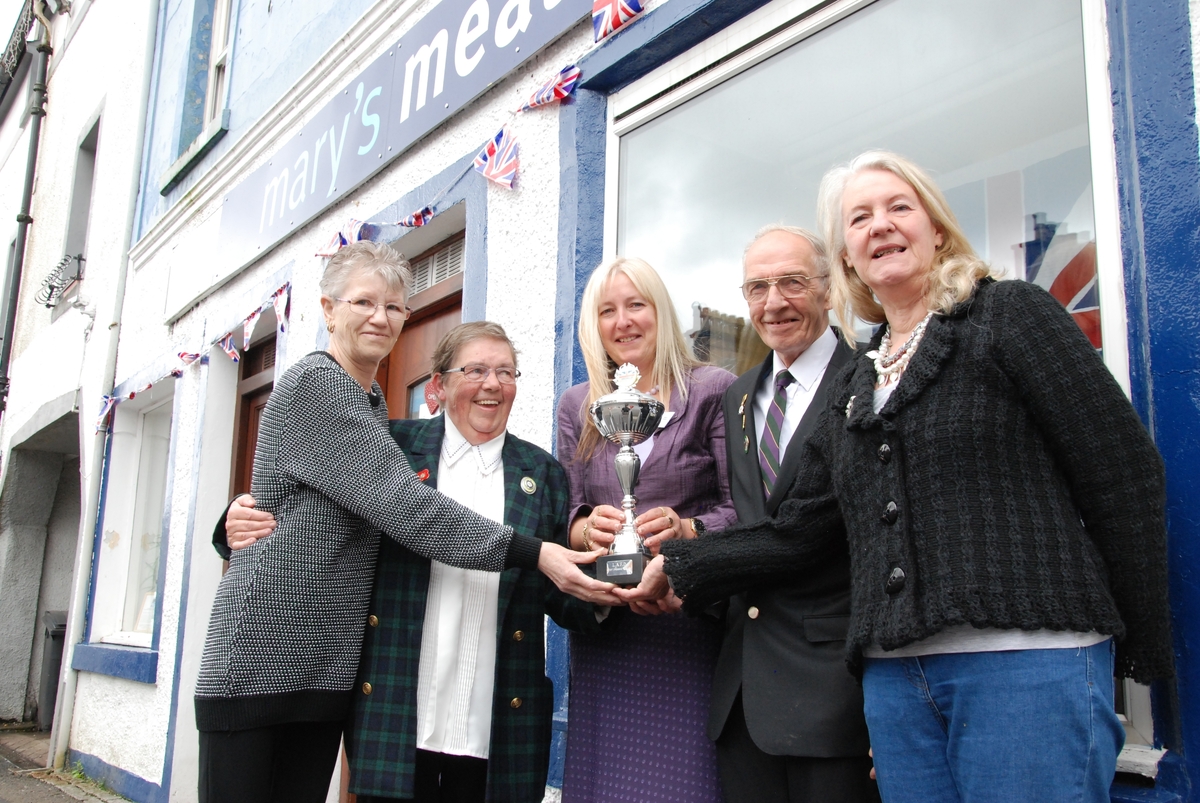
[195,242,612,803]
[641,153,1172,803]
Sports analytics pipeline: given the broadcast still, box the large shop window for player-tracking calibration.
[91,383,176,648]
[615,0,1109,373]
[612,0,1151,752]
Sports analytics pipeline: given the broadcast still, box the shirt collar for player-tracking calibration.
[772,327,838,393]
[441,416,506,476]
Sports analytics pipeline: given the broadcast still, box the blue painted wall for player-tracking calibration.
[1107,0,1200,799]
[136,0,374,240]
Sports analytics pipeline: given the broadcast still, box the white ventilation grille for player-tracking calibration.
[409,238,464,294]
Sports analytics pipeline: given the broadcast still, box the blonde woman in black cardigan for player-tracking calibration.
[629,152,1173,803]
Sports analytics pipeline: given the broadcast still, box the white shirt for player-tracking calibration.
[753,327,838,455]
[415,417,506,759]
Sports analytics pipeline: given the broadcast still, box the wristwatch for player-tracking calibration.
[689,517,707,537]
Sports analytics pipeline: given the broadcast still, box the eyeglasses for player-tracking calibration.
[441,364,522,385]
[740,274,826,303]
[335,297,413,321]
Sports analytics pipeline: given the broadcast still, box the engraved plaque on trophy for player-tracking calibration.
[588,363,665,585]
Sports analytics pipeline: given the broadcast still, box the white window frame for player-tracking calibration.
[204,0,234,126]
[91,381,176,649]
[604,0,1155,765]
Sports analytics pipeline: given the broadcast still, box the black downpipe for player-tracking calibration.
[0,23,50,418]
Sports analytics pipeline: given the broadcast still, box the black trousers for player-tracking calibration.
[198,720,343,803]
[358,749,488,803]
[715,694,880,803]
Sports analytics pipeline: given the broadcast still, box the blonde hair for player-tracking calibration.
[816,150,1001,342]
[574,257,700,461]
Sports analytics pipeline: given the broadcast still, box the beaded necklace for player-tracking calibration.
[867,311,935,388]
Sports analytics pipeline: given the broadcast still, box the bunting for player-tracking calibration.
[592,0,643,41]
[518,65,581,111]
[243,308,261,349]
[315,218,366,257]
[272,284,290,333]
[473,127,520,189]
[171,351,202,377]
[398,206,436,228]
[218,333,241,363]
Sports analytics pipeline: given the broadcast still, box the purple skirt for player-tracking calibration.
[562,609,725,803]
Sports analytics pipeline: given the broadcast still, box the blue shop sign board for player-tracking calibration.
[220,0,589,270]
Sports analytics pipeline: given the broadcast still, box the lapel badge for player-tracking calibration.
[416,468,430,482]
[845,395,856,418]
[738,393,747,417]
[743,435,750,453]
[521,476,537,495]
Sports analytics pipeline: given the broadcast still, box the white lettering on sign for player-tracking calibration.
[455,0,489,77]
[220,0,589,277]
[401,29,449,123]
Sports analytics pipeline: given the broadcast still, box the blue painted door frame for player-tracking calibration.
[554,0,1200,800]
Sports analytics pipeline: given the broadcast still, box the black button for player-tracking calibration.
[885,567,906,595]
[882,501,899,524]
[878,443,891,463]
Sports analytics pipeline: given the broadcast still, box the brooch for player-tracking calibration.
[521,477,537,495]
[416,468,430,482]
[845,396,856,418]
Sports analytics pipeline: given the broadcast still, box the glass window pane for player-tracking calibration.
[123,402,172,633]
[618,0,1099,370]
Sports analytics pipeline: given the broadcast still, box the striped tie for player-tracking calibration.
[759,370,794,498]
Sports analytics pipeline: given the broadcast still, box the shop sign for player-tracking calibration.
[218,0,589,271]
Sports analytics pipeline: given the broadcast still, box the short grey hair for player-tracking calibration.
[431,321,519,375]
[320,240,413,299]
[743,224,830,285]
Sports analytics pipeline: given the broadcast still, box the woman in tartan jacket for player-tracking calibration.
[225,321,612,802]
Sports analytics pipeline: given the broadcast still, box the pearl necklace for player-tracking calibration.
[867,311,935,388]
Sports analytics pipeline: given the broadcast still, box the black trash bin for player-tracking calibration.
[37,611,67,731]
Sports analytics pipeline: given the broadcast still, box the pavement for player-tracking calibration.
[0,727,128,803]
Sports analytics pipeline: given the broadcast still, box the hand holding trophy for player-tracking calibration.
[588,363,665,585]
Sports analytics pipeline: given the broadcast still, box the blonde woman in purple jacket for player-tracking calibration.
[558,256,738,803]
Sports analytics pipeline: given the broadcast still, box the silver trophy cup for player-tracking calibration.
[588,363,665,585]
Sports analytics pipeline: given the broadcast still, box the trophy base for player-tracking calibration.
[597,552,645,586]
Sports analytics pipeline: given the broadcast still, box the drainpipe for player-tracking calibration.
[49,0,161,770]
[0,1,50,422]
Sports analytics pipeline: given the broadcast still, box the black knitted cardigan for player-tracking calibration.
[664,279,1173,683]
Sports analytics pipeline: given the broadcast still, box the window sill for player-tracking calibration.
[71,642,158,684]
[159,109,230,196]
[1118,744,1166,778]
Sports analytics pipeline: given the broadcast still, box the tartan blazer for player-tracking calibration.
[346,415,601,802]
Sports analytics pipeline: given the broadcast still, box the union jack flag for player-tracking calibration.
[1021,213,1101,349]
[244,308,262,349]
[218,333,240,363]
[315,219,366,257]
[96,394,118,432]
[398,206,436,227]
[518,65,582,112]
[592,0,642,42]
[273,284,290,333]
[172,351,202,377]
[473,127,520,189]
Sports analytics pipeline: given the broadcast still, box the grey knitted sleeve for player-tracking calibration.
[274,360,541,572]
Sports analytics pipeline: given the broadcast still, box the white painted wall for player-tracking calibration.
[91,1,598,796]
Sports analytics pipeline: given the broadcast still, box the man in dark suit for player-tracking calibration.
[221,322,604,803]
[714,226,876,803]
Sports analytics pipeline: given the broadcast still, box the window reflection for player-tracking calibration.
[618,0,1100,368]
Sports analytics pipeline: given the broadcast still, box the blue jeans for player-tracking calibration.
[862,641,1123,803]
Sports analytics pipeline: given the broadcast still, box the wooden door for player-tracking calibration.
[376,276,462,419]
[231,338,277,496]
